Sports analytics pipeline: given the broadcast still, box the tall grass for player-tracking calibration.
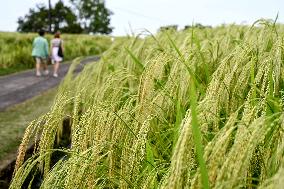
[0,32,111,75]
[10,21,284,188]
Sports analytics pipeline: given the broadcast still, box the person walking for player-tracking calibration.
[32,30,49,76]
[50,31,64,78]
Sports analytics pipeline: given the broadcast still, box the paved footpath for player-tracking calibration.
[0,56,99,111]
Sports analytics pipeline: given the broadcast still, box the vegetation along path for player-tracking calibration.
[0,56,99,188]
[0,56,99,111]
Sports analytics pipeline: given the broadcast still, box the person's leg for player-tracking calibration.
[42,58,49,75]
[53,61,60,77]
[35,57,41,76]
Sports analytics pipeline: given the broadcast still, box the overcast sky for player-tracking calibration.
[0,0,283,36]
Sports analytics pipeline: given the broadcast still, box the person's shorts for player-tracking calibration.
[33,56,47,64]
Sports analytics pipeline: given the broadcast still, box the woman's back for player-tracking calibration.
[51,38,62,48]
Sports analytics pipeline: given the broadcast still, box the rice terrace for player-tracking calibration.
[1,0,284,189]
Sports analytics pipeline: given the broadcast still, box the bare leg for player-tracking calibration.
[53,61,60,77]
[42,60,49,75]
[42,62,48,71]
[35,58,41,76]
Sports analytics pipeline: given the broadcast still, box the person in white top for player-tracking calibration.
[50,31,64,77]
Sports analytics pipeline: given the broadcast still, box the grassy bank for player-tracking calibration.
[0,88,57,162]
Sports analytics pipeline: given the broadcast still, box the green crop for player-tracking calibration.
[10,20,284,188]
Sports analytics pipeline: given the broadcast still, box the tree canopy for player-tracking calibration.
[17,0,113,34]
[70,0,113,34]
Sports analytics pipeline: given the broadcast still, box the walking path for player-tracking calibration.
[0,56,99,111]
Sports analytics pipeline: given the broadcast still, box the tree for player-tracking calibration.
[17,1,82,33]
[158,25,178,32]
[52,1,83,33]
[17,4,49,32]
[70,0,113,34]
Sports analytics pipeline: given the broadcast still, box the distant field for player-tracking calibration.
[0,32,112,76]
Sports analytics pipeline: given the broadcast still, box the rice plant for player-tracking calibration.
[9,20,284,188]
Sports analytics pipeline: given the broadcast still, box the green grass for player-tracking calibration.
[0,64,29,76]
[0,88,57,161]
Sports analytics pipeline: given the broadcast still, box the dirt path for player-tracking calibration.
[0,56,99,111]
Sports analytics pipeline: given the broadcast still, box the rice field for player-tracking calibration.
[9,20,284,188]
[0,32,111,75]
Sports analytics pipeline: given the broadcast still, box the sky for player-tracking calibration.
[0,0,283,36]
